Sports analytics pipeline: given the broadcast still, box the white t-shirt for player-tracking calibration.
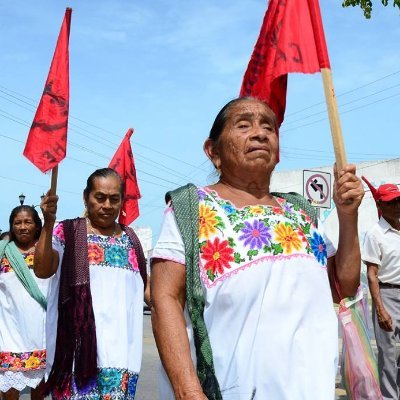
[152,188,338,400]
[362,217,400,285]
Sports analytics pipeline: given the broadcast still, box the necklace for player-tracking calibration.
[86,218,117,238]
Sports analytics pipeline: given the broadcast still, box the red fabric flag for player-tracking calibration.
[362,176,381,218]
[109,128,141,225]
[240,0,330,127]
[23,8,72,173]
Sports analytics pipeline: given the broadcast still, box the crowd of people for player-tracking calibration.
[0,97,399,399]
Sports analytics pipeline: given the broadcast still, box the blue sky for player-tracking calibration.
[0,0,399,243]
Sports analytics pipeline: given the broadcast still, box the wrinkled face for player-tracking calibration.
[12,210,38,246]
[379,197,400,222]
[85,176,122,228]
[210,99,279,176]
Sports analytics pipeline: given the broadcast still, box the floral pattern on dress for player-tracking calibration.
[53,223,139,272]
[309,232,328,265]
[201,237,234,282]
[88,243,105,264]
[198,189,327,287]
[0,350,46,372]
[238,220,272,249]
[52,367,138,400]
[199,204,219,239]
[0,251,35,274]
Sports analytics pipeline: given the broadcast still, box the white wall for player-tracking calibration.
[271,158,400,249]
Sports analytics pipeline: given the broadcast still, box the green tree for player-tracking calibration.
[342,0,400,18]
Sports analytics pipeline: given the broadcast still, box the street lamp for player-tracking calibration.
[40,193,45,201]
[19,193,26,206]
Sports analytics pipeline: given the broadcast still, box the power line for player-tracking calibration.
[0,84,206,170]
[283,82,400,126]
[0,129,181,187]
[285,69,400,117]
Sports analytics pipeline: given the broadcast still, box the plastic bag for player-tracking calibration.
[339,286,382,400]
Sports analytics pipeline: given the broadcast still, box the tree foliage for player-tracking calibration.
[342,0,400,18]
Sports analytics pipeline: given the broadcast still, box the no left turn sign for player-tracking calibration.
[303,170,331,209]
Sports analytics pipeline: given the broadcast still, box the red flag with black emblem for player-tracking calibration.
[23,8,72,173]
[109,128,141,225]
[240,0,330,127]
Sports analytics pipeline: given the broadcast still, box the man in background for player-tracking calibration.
[363,183,400,400]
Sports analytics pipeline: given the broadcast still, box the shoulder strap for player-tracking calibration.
[167,184,222,400]
[121,225,148,288]
[271,191,318,226]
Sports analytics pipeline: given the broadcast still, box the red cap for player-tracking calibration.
[376,184,400,202]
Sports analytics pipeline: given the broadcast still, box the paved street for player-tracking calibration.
[135,312,160,400]
[19,312,367,399]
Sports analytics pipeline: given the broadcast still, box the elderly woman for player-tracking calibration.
[0,206,48,400]
[151,97,364,400]
[34,168,150,399]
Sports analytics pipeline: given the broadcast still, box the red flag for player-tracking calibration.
[23,8,72,173]
[240,0,330,127]
[109,128,141,225]
[362,176,381,218]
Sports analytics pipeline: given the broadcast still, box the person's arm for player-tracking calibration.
[144,274,151,308]
[329,164,364,298]
[367,262,393,331]
[34,191,59,278]
[151,259,207,400]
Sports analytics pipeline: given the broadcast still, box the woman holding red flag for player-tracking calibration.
[34,168,150,399]
[151,97,364,399]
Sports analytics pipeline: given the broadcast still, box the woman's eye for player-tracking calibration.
[262,124,274,132]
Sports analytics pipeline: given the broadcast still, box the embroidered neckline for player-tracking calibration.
[202,186,286,212]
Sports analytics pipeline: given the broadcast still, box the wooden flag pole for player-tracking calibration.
[50,165,58,195]
[321,68,347,172]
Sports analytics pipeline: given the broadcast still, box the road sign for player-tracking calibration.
[303,170,331,209]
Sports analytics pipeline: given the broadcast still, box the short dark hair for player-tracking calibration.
[83,168,124,201]
[8,205,42,242]
[208,97,278,142]
[0,231,10,241]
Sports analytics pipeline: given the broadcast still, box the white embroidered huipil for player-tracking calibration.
[0,251,49,391]
[46,223,144,398]
[152,188,338,400]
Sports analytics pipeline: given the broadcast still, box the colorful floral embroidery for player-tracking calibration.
[201,237,234,281]
[128,248,139,272]
[53,222,65,243]
[105,245,128,267]
[249,205,264,215]
[198,188,327,286]
[0,252,35,274]
[199,204,219,239]
[88,243,105,264]
[0,350,46,372]
[25,254,34,266]
[309,232,327,265]
[53,223,140,273]
[0,257,12,273]
[53,368,138,400]
[239,220,272,249]
[274,222,303,254]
